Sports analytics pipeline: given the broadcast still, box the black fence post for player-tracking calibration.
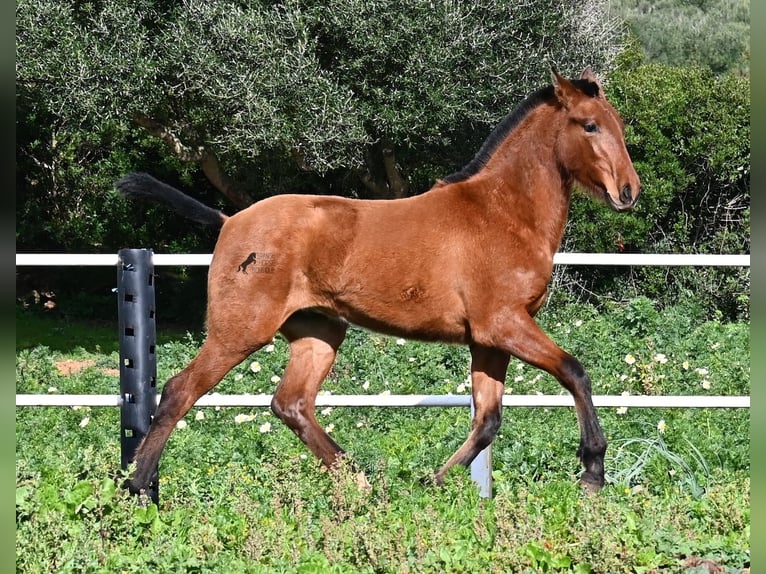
[118,248,159,505]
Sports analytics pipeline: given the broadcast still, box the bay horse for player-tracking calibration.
[117,67,640,497]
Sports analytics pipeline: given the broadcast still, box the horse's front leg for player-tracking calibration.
[435,345,509,485]
[484,313,607,491]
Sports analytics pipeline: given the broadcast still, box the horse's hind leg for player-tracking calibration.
[126,335,263,496]
[271,311,348,468]
[435,345,509,485]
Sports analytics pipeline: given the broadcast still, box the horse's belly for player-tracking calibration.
[332,288,469,344]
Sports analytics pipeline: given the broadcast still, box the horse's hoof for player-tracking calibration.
[432,473,446,488]
[579,473,604,494]
[123,478,158,506]
[122,477,141,495]
[355,471,372,493]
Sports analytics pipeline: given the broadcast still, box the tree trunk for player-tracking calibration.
[358,139,410,199]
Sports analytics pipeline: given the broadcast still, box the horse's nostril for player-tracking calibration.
[619,184,633,204]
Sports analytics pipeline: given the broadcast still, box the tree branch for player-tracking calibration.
[132,113,254,210]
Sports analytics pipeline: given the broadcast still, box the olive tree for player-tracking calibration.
[17,0,623,251]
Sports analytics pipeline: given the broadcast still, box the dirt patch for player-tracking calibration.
[54,359,119,378]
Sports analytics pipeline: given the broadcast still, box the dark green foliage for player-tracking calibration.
[16,0,622,248]
[558,55,749,320]
[16,1,750,324]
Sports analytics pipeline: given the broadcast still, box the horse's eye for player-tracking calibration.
[584,122,599,133]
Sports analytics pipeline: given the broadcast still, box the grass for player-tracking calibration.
[15,297,750,573]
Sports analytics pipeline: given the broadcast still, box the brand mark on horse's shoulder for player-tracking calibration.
[237,252,277,274]
[237,252,258,273]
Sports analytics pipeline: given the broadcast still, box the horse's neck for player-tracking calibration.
[477,121,572,256]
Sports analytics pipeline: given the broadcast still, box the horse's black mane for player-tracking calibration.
[440,78,599,185]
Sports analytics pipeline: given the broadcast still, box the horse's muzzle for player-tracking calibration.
[610,183,640,211]
[619,184,634,205]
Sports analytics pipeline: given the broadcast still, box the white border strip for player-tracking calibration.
[16,253,750,267]
[16,394,750,408]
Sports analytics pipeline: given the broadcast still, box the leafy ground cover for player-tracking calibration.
[16,297,749,572]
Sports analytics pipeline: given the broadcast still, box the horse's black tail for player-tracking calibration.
[115,172,228,229]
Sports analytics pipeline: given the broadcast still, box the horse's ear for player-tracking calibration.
[551,65,576,108]
[580,67,603,95]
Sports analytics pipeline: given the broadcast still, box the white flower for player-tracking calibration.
[321,407,333,416]
[695,368,709,377]
[514,375,524,383]
[379,390,391,396]
[624,354,636,365]
[657,419,667,434]
[234,373,244,381]
[616,407,628,415]
[396,338,406,345]
[259,422,272,433]
[195,410,205,421]
[234,413,254,424]
[408,357,417,363]
[701,380,712,390]
[653,353,668,364]
[79,417,90,428]
[682,361,690,370]
[362,380,370,390]
[270,375,281,383]
[250,361,262,373]
[574,320,583,327]
[456,383,467,393]
[176,420,187,429]
[325,423,335,433]
[47,386,58,393]
[356,421,365,428]
[265,344,276,353]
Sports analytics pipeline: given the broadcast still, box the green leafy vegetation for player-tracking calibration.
[610,0,750,76]
[16,300,749,572]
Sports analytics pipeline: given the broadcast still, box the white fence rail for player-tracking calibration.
[16,251,750,497]
[16,393,750,409]
[15,252,752,267]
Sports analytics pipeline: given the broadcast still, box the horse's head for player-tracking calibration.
[551,67,641,212]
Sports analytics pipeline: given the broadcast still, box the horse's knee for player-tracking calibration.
[560,355,593,393]
[271,394,306,428]
[473,409,502,451]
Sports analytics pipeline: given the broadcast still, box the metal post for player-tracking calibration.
[118,248,158,504]
[469,396,493,498]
